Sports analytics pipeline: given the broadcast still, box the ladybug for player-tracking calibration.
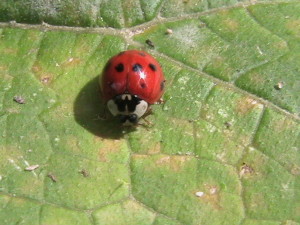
[100,50,165,125]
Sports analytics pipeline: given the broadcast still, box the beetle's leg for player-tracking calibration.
[137,120,152,130]
[140,107,153,128]
[142,106,153,118]
[142,117,152,126]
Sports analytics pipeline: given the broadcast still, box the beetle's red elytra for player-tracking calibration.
[100,50,165,125]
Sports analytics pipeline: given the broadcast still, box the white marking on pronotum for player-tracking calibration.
[121,94,132,100]
[107,99,119,116]
[107,95,148,125]
[134,100,148,119]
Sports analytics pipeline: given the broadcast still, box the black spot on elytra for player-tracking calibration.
[140,83,146,89]
[139,52,146,56]
[133,64,142,72]
[115,63,124,72]
[149,63,156,71]
[160,80,165,91]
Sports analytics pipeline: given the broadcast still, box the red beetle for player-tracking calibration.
[100,50,165,125]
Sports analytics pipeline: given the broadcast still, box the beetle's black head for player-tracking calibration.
[107,94,148,126]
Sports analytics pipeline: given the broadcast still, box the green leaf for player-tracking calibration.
[241,147,297,221]
[0,1,300,225]
[93,200,156,225]
[131,155,244,225]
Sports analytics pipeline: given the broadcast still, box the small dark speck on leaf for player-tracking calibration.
[165,29,173,35]
[274,81,284,90]
[13,96,25,104]
[224,122,232,129]
[41,76,51,84]
[146,39,155,48]
[47,173,57,182]
[79,169,89,177]
[198,23,206,28]
[240,163,254,177]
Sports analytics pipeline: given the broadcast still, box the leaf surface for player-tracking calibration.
[0,1,299,224]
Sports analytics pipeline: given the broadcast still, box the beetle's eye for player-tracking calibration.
[128,114,138,123]
[119,115,127,123]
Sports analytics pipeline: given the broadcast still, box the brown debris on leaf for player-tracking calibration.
[165,29,173,35]
[41,76,51,84]
[47,173,57,182]
[145,39,155,48]
[79,169,89,177]
[24,164,39,171]
[224,121,232,129]
[274,81,284,90]
[239,163,254,177]
[13,96,25,104]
